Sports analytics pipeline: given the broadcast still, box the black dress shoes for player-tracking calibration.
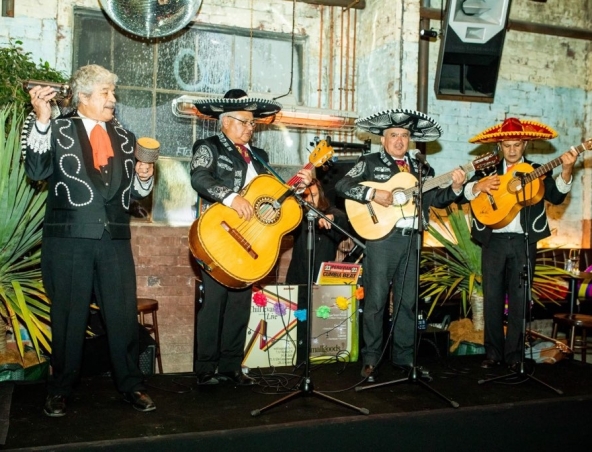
[216,371,255,386]
[123,390,156,412]
[361,365,376,383]
[197,371,219,385]
[44,395,67,417]
[481,359,502,369]
[392,362,413,373]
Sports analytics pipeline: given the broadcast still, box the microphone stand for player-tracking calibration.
[478,173,562,394]
[251,193,368,416]
[355,156,460,408]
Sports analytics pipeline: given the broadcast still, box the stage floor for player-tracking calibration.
[2,354,592,451]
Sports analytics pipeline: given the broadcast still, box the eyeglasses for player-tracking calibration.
[389,132,410,139]
[228,116,256,128]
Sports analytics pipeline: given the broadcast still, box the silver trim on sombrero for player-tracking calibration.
[355,109,443,142]
[193,97,282,118]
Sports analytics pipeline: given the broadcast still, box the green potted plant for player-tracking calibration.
[0,41,67,379]
[420,204,570,331]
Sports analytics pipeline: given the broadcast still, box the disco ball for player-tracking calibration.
[99,0,202,39]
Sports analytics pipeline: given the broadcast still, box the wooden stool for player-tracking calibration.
[137,298,163,373]
[552,313,592,363]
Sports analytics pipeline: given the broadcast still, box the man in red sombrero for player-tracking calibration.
[462,117,579,369]
[335,109,466,382]
[189,89,312,386]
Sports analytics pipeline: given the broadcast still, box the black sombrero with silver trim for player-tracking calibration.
[193,89,282,119]
[355,109,443,142]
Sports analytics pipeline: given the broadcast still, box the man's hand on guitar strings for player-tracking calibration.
[474,175,500,195]
[373,189,393,207]
[231,196,254,220]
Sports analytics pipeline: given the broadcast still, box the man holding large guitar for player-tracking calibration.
[461,117,578,370]
[335,109,466,383]
[189,89,312,386]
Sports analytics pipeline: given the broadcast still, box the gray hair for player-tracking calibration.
[71,64,118,106]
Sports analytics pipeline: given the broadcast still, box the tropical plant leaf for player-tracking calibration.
[421,206,571,320]
[0,104,51,359]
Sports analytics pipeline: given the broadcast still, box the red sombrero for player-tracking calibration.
[469,117,557,143]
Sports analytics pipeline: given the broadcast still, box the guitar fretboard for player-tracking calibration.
[286,162,315,188]
[402,160,477,196]
[525,140,591,184]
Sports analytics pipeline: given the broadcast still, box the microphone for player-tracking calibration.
[514,171,528,178]
[409,149,430,168]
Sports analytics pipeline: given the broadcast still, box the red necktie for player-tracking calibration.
[90,124,114,170]
[236,144,251,164]
[395,159,409,172]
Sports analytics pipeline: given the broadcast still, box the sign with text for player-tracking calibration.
[316,261,362,285]
[242,285,359,370]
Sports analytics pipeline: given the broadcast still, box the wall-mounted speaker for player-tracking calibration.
[434,0,512,102]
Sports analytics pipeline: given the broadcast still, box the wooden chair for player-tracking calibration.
[552,313,592,363]
[137,298,163,373]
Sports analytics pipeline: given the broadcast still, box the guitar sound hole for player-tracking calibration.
[508,178,523,194]
[254,197,280,225]
[392,191,408,206]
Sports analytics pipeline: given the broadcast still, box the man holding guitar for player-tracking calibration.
[335,109,465,382]
[189,89,312,386]
[461,117,578,370]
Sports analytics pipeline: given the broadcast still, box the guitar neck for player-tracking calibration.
[406,160,476,195]
[528,142,588,182]
[286,162,314,187]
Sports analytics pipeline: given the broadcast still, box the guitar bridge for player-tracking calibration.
[487,193,498,211]
[220,221,258,260]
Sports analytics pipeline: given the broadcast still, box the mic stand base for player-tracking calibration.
[477,363,563,395]
[251,377,370,416]
[355,366,460,408]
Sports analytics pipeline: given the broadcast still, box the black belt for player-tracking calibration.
[393,227,416,236]
[492,232,523,240]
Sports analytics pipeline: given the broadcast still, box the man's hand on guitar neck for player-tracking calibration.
[231,196,255,220]
[560,148,578,183]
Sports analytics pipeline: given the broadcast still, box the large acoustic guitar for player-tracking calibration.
[470,138,592,229]
[188,141,334,289]
[345,153,499,240]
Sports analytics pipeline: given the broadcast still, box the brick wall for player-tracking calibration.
[131,224,198,373]
[131,224,299,373]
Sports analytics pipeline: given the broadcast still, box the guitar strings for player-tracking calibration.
[231,177,302,252]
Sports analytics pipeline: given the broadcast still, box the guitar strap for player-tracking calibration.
[249,148,286,183]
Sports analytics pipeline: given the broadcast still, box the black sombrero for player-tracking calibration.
[355,109,443,142]
[193,89,282,119]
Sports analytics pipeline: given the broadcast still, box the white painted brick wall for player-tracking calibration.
[1,0,590,246]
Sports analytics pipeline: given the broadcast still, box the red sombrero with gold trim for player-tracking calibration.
[469,117,558,143]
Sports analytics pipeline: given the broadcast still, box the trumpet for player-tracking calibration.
[23,79,72,101]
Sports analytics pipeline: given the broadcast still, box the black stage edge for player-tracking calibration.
[2,355,592,451]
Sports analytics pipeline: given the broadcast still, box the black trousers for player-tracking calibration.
[482,233,537,364]
[194,271,252,374]
[41,232,145,396]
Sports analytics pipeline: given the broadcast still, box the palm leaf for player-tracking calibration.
[0,104,51,359]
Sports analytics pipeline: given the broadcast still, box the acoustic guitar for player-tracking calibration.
[345,152,499,240]
[470,138,592,229]
[188,141,334,289]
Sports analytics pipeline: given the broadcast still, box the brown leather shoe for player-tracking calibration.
[123,390,156,412]
[361,365,376,383]
[44,395,66,417]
